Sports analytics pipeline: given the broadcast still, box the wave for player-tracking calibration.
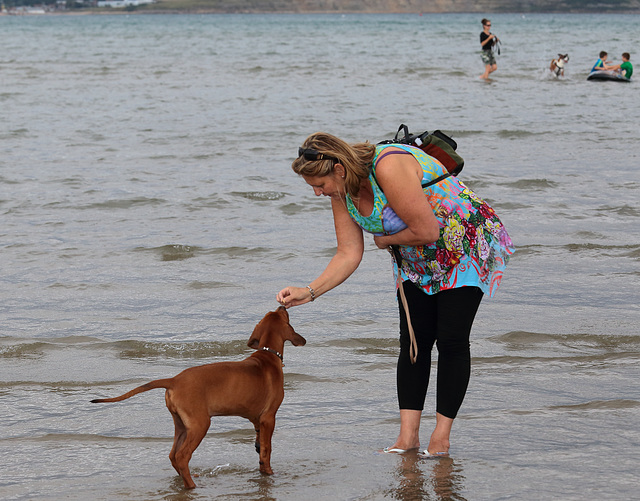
[0,127,28,140]
[499,178,559,190]
[186,280,239,289]
[279,201,331,215]
[0,433,173,444]
[0,341,51,360]
[474,352,640,365]
[564,242,640,259]
[317,337,398,358]
[0,336,252,361]
[80,197,168,210]
[547,399,640,411]
[595,204,640,218]
[134,243,199,261]
[111,339,251,360]
[479,330,640,365]
[496,129,543,139]
[509,399,640,416]
[231,191,287,201]
[189,195,232,209]
[509,242,640,260]
[133,244,278,262]
[491,330,640,348]
[493,201,533,210]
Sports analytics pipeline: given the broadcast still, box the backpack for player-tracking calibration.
[377,124,464,188]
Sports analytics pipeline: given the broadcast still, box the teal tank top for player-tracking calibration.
[346,144,515,297]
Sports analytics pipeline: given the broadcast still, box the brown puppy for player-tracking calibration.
[91,306,305,489]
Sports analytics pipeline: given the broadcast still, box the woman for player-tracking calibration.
[276,132,514,457]
[479,18,498,79]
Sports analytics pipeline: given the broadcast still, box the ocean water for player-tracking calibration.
[1,12,639,500]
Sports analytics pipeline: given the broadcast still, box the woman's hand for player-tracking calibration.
[276,286,313,308]
[373,234,392,249]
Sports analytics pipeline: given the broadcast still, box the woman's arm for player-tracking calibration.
[276,197,364,307]
[372,150,440,249]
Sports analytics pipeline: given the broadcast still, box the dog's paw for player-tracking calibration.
[259,460,273,475]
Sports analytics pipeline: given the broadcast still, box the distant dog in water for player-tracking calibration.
[550,54,569,77]
[91,307,306,489]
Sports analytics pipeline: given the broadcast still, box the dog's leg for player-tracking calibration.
[253,422,261,453]
[257,414,276,475]
[172,418,210,490]
[169,411,187,476]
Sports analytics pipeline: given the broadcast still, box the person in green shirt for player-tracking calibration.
[609,52,633,79]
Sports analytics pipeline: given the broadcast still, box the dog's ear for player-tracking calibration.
[277,307,306,346]
[288,327,306,347]
[247,324,261,349]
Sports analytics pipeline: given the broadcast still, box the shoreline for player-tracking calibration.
[3,9,640,15]
[3,0,640,16]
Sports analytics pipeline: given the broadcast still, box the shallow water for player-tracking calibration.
[1,12,639,500]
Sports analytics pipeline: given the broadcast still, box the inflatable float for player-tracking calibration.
[587,71,631,83]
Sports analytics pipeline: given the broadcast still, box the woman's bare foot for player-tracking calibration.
[426,436,450,455]
[424,412,453,455]
[386,409,422,452]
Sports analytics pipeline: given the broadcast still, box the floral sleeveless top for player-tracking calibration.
[345,144,515,297]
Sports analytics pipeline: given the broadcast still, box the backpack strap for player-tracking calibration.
[391,245,418,364]
[372,147,451,190]
[422,171,453,188]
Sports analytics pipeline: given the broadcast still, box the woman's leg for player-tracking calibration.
[480,52,491,79]
[388,282,437,451]
[427,286,484,454]
[480,51,498,79]
[388,284,483,453]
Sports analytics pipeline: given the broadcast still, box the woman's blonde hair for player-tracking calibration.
[292,132,376,198]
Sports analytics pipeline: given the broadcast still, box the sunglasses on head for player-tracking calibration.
[298,147,339,163]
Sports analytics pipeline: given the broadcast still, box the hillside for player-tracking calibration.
[137,0,640,14]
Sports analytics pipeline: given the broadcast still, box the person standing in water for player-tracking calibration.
[276,133,514,457]
[479,18,499,79]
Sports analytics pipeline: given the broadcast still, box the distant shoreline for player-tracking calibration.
[4,8,640,15]
[4,0,640,17]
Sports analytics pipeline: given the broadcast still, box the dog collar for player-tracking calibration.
[261,347,284,366]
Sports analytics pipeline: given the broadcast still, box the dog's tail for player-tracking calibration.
[90,378,173,403]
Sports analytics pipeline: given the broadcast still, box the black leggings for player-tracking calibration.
[396,282,483,419]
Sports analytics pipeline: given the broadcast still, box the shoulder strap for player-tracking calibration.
[376,149,413,164]
[373,147,452,190]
